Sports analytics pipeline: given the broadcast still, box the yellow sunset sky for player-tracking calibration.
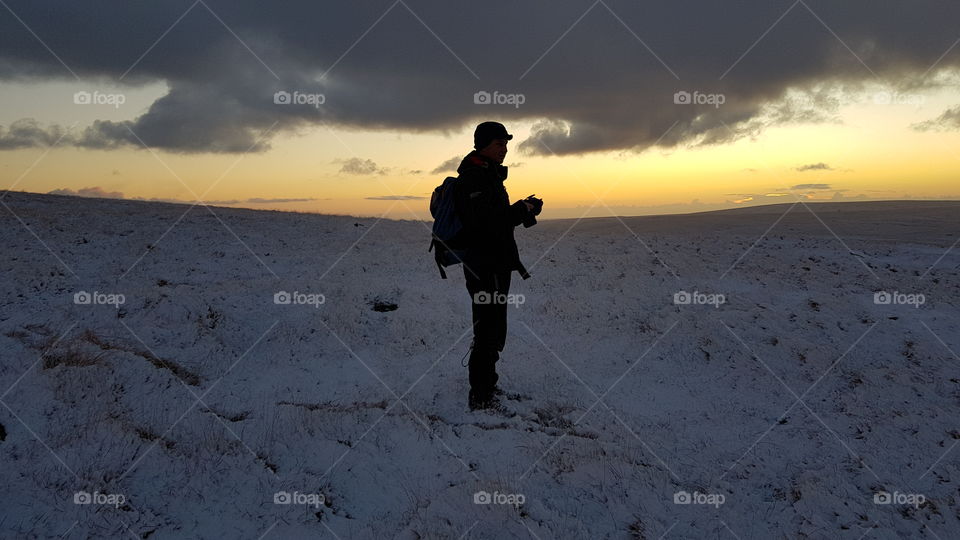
[2,78,959,220]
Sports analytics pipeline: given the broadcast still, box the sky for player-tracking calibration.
[1,0,959,219]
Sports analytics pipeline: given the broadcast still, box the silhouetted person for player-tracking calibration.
[453,122,542,410]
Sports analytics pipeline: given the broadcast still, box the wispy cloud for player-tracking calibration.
[795,163,834,172]
[48,186,124,199]
[47,188,317,205]
[337,157,386,175]
[430,156,462,175]
[365,195,427,200]
[912,106,960,132]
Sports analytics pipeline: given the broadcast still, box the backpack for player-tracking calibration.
[428,176,468,279]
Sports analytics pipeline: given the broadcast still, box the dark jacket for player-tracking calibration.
[453,151,532,279]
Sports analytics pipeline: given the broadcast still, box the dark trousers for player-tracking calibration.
[464,265,512,394]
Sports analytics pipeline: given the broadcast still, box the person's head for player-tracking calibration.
[473,121,512,164]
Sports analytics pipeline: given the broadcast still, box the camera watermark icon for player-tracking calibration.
[673,90,725,108]
[74,290,125,307]
[74,490,126,508]
[274,290,325,308]
[674,290,725,308]
[473,490,525,508]
[872,91,924,107]
[673,490,725,508]
[473,90,526,108]
[273,90,326,108]
[273,491,324,508]
[473,291,525,307]
[873,490,925,509]
[873,290,925,308]
[73,91,126,109]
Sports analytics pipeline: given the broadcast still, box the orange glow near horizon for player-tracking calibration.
[2,81,960,220]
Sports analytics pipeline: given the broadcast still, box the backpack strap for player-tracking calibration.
[517,261,530,280]
[428,238,449,279]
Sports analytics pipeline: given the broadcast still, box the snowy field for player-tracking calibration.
[1,191,959,539]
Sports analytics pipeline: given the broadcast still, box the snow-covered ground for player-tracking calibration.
[1,191,959,539]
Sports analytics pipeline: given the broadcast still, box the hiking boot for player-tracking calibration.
[468,389,496,411]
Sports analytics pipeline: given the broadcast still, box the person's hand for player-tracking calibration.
[524,195,543,216]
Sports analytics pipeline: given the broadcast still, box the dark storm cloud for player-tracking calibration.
[1,0,959,155]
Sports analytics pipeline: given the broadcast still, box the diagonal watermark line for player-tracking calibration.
[657,522,678,539]
[717,319,878,481]
[117,319,275,474]
[520,0,601,80]
[198,0,280,80]
[720,0,800,80]
[795,198,881,280]
[714,119,880,281]
[121,124,280,279]
[719,201,799,279]
[318,325,475,481]
[598,0,679,80]
[0,0,80,80]
[521,519,544,540]
[798,0,878,79]
[320,0,401,81]
[795,398,882,481]
[855,522,878,540]
[517,319,679,481]
[921,36,960,79]
[119,0,201,80]
[317,202,396,282]
[601,402,682,482]
[0,198,78,278]
[459,521,479,539]
[917,320,960,479]
[920,320,960,362]
[256,522,278,540]
[719,520,743,540]
[118,321,278,481]
[0,322,77,401]
[524,203,602,276]
[918,235,959,281]
[585,319,680,406]
[119,121,278,279]
[1,124,81,278]
[922,523,945,540]
[311,117,484,281]
[724,320,882,481]
[519,430,568,481]
[320,520,343,540]
[317,318,481,481]
[119,520,141,540]
[59,520,79,538]
[0,400,80,481]
[398,1,479,80]
[920,439,959,481]
[1,122,78,198]
[525,124,681,280]
[200,205,280,278]
[118,204,194,280]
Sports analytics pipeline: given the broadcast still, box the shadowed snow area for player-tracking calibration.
[1,191,959,538]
